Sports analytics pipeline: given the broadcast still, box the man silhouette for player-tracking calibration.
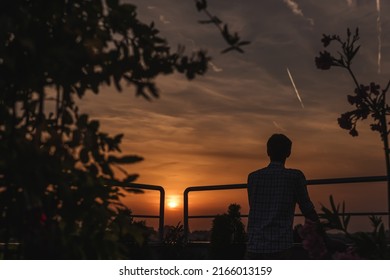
[246,134,319,259]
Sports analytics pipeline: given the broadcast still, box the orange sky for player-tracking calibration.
[77,0,390,231]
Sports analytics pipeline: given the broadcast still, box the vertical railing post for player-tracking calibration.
[159,188,165,242]
[183,189,189,242]
[128,183,166,243]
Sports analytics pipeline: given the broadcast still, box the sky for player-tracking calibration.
[77,0,390,231]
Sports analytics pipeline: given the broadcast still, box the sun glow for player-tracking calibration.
[167,199,179,209]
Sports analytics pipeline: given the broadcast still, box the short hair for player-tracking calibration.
[267,134,292,161]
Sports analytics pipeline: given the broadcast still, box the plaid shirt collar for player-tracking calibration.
[268,161,285,168]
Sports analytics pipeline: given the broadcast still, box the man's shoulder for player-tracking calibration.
[248,167,268,177]
[248,167,305,177]
[281,168,306,181]
[284,167,305,176]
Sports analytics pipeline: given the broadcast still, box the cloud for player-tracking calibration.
[159,15,170,24]
[273,121,287,131]
[209,61,223,73]
[283,0,314,25]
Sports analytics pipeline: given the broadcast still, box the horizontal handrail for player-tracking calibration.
[187,212,389,219]
[183,175,388,241]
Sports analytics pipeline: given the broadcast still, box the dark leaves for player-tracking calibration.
[316,28,360,71]
[316,28,390,139]
[79,148,89,163]
[321,35,332,47]
[108,155,143,164]
[196,0,207,12]
[320,195,350,232]
[194,0,250,54]
[175,49,209,80]
[315,51,334,70]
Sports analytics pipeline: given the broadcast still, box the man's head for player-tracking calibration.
[267,134,292,162]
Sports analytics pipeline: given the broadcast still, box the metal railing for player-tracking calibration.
[183,175,388,241]
[127,183,165,241]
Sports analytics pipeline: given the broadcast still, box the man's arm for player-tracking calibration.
[247,173,253,208]
[295,171,319,222]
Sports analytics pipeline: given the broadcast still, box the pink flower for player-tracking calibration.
[332,247,360,260]
[299,221,328,259]
[40,213,47,226]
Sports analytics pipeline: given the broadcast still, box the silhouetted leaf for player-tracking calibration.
[196,0,207,12]
[62,108,73,125]
[221,46,236,54]
[108,155,143,164]
[198,20,214,24]
[237,41,251,46]
[80,148,89,164]
[101,163,114,178]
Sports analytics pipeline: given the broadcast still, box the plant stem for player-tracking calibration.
[381,84,390,234]
[347,67,375,108]
[35,89,45,146]
[382,124,390,234]
[347,67,359,89]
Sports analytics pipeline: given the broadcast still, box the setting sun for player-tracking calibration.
[167,199,179,209]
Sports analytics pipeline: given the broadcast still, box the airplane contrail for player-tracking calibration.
[376,0,382,74]
[286,67,304,109]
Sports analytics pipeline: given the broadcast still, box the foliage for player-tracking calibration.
[194,0,250,53]
[159,222,186,259]
[163,222,185,246]
[320,195,350,233]
[301,196,390,259]
[210,204,246,259]
[0,0,219,259]
[211,204,246,244]
[315,28,390,139]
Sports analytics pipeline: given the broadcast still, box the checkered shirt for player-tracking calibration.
[246,162,318,253]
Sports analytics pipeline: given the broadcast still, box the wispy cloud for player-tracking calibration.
[209,62,223,73]
[273,121,287,131]
[159,15,170,24]
[176,32,198,51]
[376,0,382,74]
[283,0,314,25]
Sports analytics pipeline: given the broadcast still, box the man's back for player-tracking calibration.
[247,162,316,254]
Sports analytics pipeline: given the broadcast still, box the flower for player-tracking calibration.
[332,246,360,260]
[338,113,353,130]
[349,127,358,137]
[40,213,47,226]
[321,34,332,47]
[299,221,328,259]
[369,82,380,96]
[315,51,334,70]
